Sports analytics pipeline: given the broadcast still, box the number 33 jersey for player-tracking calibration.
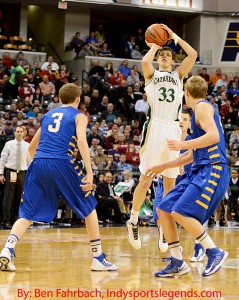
[34,106,80,159]
[144,69,183,123]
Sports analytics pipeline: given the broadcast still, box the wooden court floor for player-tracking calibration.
[0,225,239,300]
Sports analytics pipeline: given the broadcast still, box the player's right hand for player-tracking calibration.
[145,165,165,178]
[145,41,161,50]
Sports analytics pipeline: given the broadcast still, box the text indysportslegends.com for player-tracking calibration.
[17,288,222,299]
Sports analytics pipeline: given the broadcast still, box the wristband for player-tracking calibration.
[172,33,180,45]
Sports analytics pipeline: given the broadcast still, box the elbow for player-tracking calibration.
[191,50,198,60]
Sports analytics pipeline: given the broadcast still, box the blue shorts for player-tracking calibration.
[153,181,164,220]
[19,159,97,223]
[158,164,229,224]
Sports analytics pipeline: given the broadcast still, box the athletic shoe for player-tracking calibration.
[190,243,206,262]
[91,253,118,271]
[202,248,228,277]
[158,226,168,253]
[126,220,141,249]
[155,257,190,277]
[0,248,16,272]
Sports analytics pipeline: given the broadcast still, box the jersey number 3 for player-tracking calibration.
[48,113,63,133]
[158,87,175,102]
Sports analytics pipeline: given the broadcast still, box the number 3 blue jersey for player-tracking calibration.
[35,107,80,160]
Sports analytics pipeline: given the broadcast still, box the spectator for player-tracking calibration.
[135,93,149,126]
[126,69,140,86]
[47,95,61,110]
[175,48,186,63]
[39,75,56,100]
[125,36,135,58]
[101,103,117,125]
[125,143,140,166]
[78,43,94,57]
[211,68,222,86]
[96,95,109,116]
[229,127,239,149]
[95,171,123,223]
[228,146,239,167]
[95,25,106,47]
[121,169,135,214]
[71,32,85,58]
[93,145,107,167]
[99,153,119,183]
[117,153,132,180]
[41,56,59,71]
[4,122,14,141]
[88,60,105,89]
[86,32,100,55]
[118,60,131,78]
[131,45,143,60]
[25,127,36,143]
[18,79,33,103]
[99,43,113,57]
[199,67,210,84]
[87,126,104,148]
[89,138,99,158]
[213,74,228,92]
[2,59,25,100]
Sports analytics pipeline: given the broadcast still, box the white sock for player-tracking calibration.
[90,239,102,258]
[196,231,216,249]
[215,221,220,227]
[5,234,18,249]
[130,209,139,225]
[227,221,232,227]
[168,241,183,260]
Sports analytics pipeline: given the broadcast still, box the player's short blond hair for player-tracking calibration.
[59,83,81,104]
[185,76,208,99]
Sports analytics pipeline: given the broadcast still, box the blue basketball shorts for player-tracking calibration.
[158,164,229,224]
[19,159,97,223]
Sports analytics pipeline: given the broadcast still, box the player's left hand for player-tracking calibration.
[145,165,165,178]
[80,180,93,191]
[167,139,182,151]
[159,24,173,39]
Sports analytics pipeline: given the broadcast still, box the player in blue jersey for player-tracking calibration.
[0,83,118,272]
[154,112,206,262]
[146,76,229,277]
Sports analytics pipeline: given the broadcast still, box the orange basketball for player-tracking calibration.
[145,24,170,46]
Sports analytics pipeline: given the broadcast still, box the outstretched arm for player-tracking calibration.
[146,149,193,177]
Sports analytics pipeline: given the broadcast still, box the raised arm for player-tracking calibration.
[161,24,197,80]
[142,43,161,81]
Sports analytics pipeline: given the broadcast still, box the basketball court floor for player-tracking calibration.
[0,225,238,300]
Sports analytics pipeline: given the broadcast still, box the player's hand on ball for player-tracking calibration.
[167,139,182,151]
[159,24,173,39]
[145,41,161,50]
[146,165,164,178]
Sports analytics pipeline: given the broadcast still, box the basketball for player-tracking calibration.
[145,24,170,46]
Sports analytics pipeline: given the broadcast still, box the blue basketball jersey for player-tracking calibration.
[35,106,80,159]
[191,100,228,170]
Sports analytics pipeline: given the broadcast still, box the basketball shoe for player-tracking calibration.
[91,253,118,271]
[155,257,190,277]
[0,248,16,272]
[158,226,168,253]
[202,248,228,277]
[126,220,141,249]
[190,243,206,262]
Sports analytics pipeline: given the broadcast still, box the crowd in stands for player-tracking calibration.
[0,36,239,227]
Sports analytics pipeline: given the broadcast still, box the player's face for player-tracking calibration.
[158,50,174,69]
[179,113,191,133]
